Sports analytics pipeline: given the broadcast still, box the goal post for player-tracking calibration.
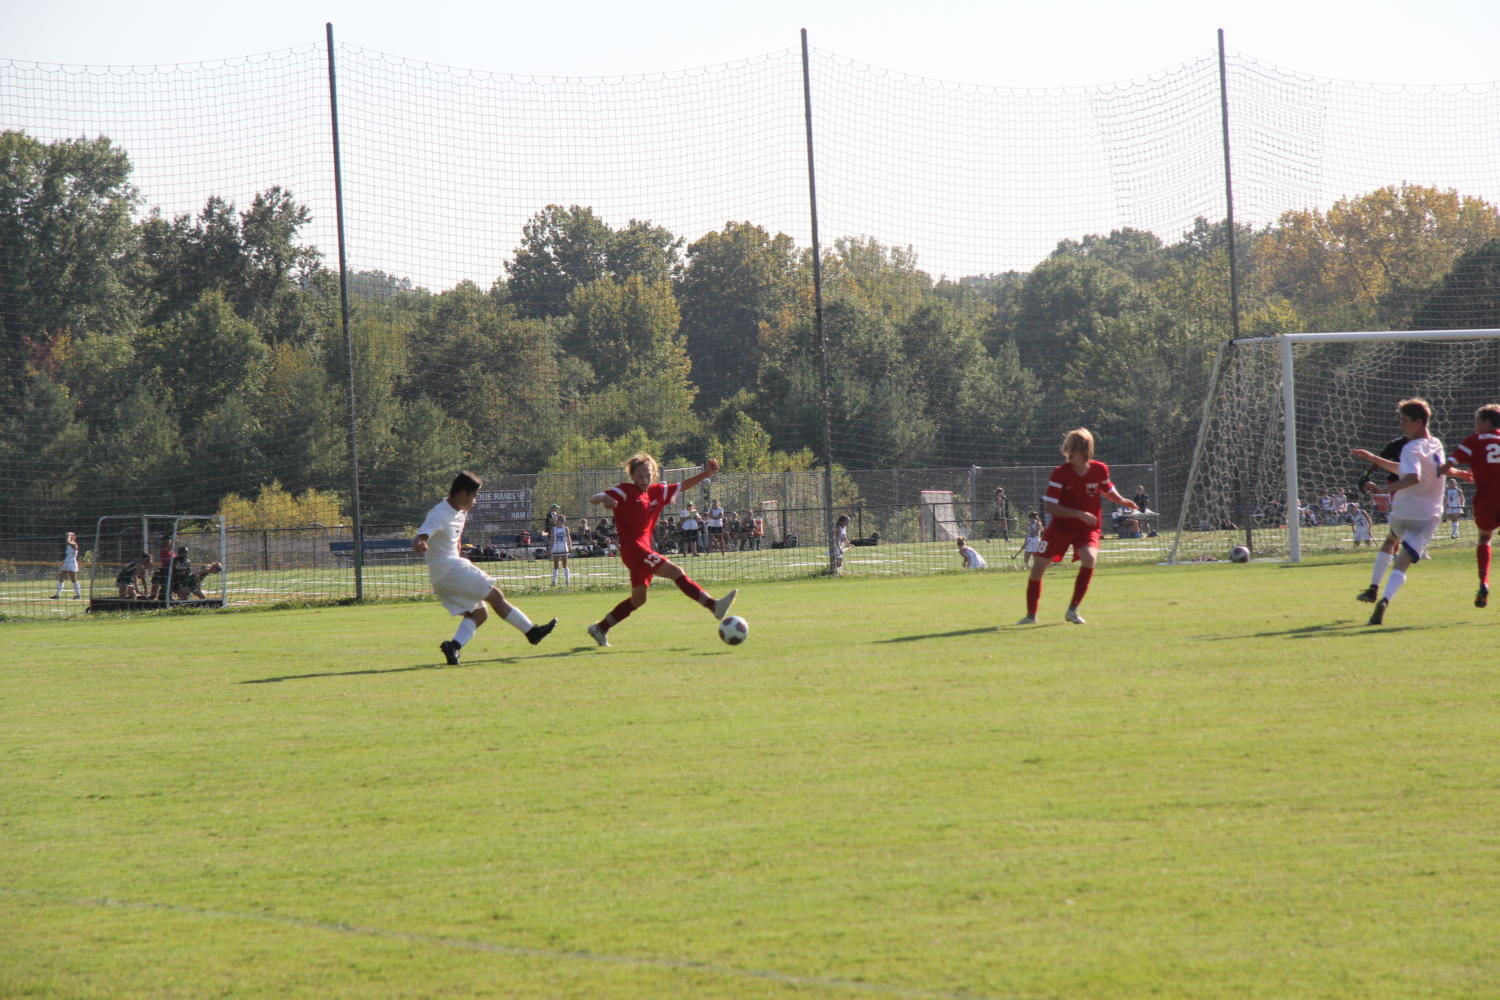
[89,514,227,611]
[1170,329,1500,564]
[919,490,963,542]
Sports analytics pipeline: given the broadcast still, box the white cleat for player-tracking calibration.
[1064,606,1086,624]
[713,589,738,621]
[587,623,611,647]
[1015,615,1036,625]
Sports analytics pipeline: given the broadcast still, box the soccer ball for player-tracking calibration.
[1229,545,1250,563]
[718,615,749,645]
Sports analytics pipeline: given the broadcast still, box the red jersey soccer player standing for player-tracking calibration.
[1017,428,1137,625]
[585,452,737,647]
[1441,403,1500,608]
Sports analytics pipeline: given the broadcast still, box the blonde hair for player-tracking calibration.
[625,452,659,480]
[1061,427,1095,462]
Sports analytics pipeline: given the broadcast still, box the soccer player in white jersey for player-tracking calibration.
[549,514,572,586]
[1443,479,1466,539]
[413,471,556,665]
[957,537,988,569]
[1350,398,1446,626]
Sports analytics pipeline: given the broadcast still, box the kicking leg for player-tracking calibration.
[486,587,556,645]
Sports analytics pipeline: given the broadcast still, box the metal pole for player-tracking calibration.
[1219,30,1256,552]
[801,29,837,573]
[326,22,364,600]
[1217,29,1241,341]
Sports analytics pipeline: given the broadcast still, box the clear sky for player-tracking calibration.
[5,0,1499,86]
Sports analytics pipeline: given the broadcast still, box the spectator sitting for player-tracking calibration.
[164,547,221,600]
[115,551,153,598]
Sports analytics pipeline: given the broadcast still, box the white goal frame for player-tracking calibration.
[1172,328,1500,563]
[90,513,228,608]
[919,490,963,542]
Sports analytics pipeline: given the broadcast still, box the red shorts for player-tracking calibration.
[620,544,668,587]
[1473,493,1500,533]
[1039,519,1102,563]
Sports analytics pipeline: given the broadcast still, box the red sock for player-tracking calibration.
[1070,567,1094,607]
[602,598,636,630]
[1479,543,1491,585]
[675,575,714,609]
[1026,579,1041,617]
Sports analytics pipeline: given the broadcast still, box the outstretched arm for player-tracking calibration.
[680,458,721,492]
[1351,448,1400,475]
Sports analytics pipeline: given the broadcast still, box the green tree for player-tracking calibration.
[569,277,699,448]
[0,373,89,530]
[678,222,803,408]
[252,341,344,493]
[0,131,140,387]
[138,186,329,342]
[1254,184,1500,331]
[135,291,270,433]
[507,206,682,319]
[1412,238,1500,330]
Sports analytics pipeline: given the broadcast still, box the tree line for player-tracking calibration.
[3,128,1499,537]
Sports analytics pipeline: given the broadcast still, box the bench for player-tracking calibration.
[329,539,414,560]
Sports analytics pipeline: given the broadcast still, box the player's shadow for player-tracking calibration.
[239,664,456,684]
[239,648,580,683]
[1200,619,1458,641]
[879,626,1010,643]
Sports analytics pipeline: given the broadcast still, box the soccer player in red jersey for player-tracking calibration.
[1440,403,1500,608]
[585,452,737,646]
[1017,428,1137,625]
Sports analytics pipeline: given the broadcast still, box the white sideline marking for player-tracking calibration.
[2,888,1014,1000]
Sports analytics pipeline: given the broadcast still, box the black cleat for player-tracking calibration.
[1477,583,1489,609]
[1356,584,1379,603]
[526,618,557,645]
[439,639,461,665]
[1367,597,1388,626]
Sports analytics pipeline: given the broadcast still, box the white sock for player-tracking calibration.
[453,617,478,647]
[53,583,62,596]
[504,607,534,634]
[1370,551,1393,587]
[563,568,571,583]
[551,569,558,585]
[1383,569,1406,601]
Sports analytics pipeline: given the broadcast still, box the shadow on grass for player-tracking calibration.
[239,645,589,683]
[878,626,1004,643]
[1198,618,1471,641]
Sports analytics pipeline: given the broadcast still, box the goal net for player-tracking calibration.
[89,514,227,610]
[1170,330,1500,562]
[919,490,964,542]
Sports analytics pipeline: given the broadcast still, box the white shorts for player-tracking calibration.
[429,559,496,616]
[1024,538,1042,553]
[1388,515,1439,562]
[1445,507,1464,518]
[550,544,569,556]
[62,557,80,573]
[1352,524,1372,542]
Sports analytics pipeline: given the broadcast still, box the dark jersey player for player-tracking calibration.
[585,452,737,647]
[1017,427,1137,625]
[1441,403,1500,608]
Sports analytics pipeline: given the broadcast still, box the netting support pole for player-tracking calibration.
[1217,29,1241,341]
[801,29,837,574]
[327,22,364,601]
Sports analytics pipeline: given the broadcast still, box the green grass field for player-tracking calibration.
[4,552,1498,998]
